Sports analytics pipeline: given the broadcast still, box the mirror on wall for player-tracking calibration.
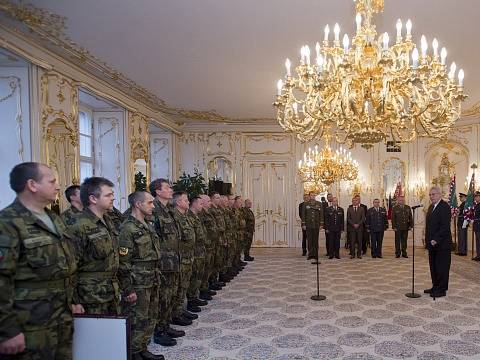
[207,156,233,183]
[382,158,406,198]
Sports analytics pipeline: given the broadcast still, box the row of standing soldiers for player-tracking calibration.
[0,162,255,360]
[299,193,413,259]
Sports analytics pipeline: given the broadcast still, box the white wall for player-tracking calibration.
[0,66,31,208]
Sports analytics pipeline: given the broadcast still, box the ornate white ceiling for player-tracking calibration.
[19,0,480,121]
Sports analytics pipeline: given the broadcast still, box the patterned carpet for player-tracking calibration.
[149,247,480,359]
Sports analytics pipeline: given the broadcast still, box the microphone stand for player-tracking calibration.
[405,206,421,298]
[311,228,326,301]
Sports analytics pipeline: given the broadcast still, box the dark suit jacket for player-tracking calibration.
[425,199,452,251]
[299,202,306,221]
[474,203,480,232]
[325,206,345,232]
[457,201,466,228]
[366,207,388,232]
[347,205,365,231]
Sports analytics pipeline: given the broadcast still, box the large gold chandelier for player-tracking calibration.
[274,0,467,146]
[298,135,359,186]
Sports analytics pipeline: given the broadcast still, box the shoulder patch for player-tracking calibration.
[119,247,129,256]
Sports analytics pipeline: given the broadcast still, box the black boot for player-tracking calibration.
[182,309,199,318]
[208,289,217,296]
[244,255,254,261]
[199,290,213,301]
[171,316,192,326]
[137,350,165,360]
[186,303,201,313]
[166,326,185,338]
[209,283,222,291]
[153,331,177,346]
[189,298,208,306]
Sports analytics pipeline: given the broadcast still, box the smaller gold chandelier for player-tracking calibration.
[298,135,359,185]
[303,181,328,194]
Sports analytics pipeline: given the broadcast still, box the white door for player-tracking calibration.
[244,160,292,247]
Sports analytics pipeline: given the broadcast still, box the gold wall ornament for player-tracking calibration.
[0,75,24,161]
[273,0,467,147]
[39,70,79,210]
[128,111,150,192]
[463,100,480,119]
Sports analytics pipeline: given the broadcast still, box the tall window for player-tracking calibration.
[79,110,94,181]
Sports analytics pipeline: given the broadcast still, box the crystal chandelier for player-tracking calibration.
[298,134,359,186]
[274,0,467,146]
[303,181,328,195]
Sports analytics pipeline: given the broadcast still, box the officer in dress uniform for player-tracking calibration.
[391,195,413,258]
[473,192,480,261]
[324,197,344,259]
[301,192,324,260]
[456,192,468,256]
[298,194,309,256]
[366,198,388,258]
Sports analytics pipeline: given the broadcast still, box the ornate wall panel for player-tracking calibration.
[150,132,172,181]
[243,133,293,156]
[40,70,79,210]
[0,67,30,208]
[127,111,150,192]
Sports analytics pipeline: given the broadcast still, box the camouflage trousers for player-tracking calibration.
[83,301,119,316]
[4,313,72,360]
[210,243,223,281]
[186,255,205,299]
[201,249,214,291]
[244,232,254,256]
[172,261,193,317]
[156,271,179,331]
[123,286,159,354]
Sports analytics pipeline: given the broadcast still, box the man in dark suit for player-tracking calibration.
[424,186,452,298]
[347,196,365,259]
[355,195,369,255]
[324,197,344,259]
[456,192,468,256]
[473,192,480,261]
[298,194,309,256]
[366,198,389,258]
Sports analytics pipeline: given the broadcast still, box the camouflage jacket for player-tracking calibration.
[118,216,161,295]
[199,210,217,249]
[172,208,196,263]
[243,208,255,234]
[107,206,127,232]
[61,205,81,226]
[0,199,76,342]
[224,208,238,246]
[209,206,226,245]
[391,204,413,231]
[187,210,206,257]
[235,208,247,233]
[151,199,180,272]
[67,208,119,306]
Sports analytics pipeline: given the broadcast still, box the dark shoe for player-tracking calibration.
[473,257,480,261]
[139,351,165,360]
[396,255,400,258]
[191,298,208,306]
[153,332,177,346]
[335,256,340,259]
[199,291,213,301]
[219,274,231,283]
[307,256,315,260]
[350,255,355,259]
[216,281,226,287]
[423,288,433,294]
[187,303,201,313]
[402,254,409,258]
[208,289,217,296]
[171,316,192,326]
[209,283,222,291]
[430,291,446,298]
[244,255,254,261]
[166,326,185,338]
[329,256,334,259]
[372,255,377,258]
[240,261,248,266]
[302,251,307,256]
[357,256,362,259]
[377,255,383,258]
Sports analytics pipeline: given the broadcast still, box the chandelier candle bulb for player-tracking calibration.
[449,62,457,80]
[285,58,291,76]
[324,24,330,42]
[396,19,402,40]
[315,42,321,59]
[305,45,311,65]
[316,54,324,73]
[458,69,464,86]
[420,35,428,57]
[432,38,439,58]
[441,47,447,65]
[356,13,362,31]
[343,34,350,53]
[334,23,340,44]
[383,32,389,50]
[293,102,298,114]
[412,48,419,69]
[277,79,283,96]
[406,19,412,37]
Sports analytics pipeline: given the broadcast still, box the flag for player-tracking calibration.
[387,193,393,220]
[463,173,475,228]
[448,175,458,218]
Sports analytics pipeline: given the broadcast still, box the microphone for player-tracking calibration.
[412,204,423,209]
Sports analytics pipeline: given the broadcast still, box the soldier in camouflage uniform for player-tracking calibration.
[243,199,256,261]
[302,192,324,260]
[221,196,236,281]
[233,196,248,269]
[391,195,413,258]
[149,179,184,346]
[198,195,217,299]
[68,177,120,315]
[118,191,163,360]
[209,192,226,289]
[61,185,83,226]
[171,192,199,318]
[186,197,209,307]
[0,162,78,359]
